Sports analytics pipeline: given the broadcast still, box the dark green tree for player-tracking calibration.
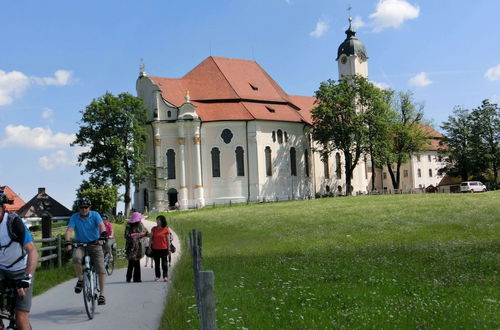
[72,92,150,215]
[383,91,429,190]
[439,107,475,181]
[470,100,500,187]
[365,89,395,191]
[312,75,383,195]
[74,180,120,215]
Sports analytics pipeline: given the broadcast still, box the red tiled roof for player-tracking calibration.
[147,56,314,123]
[419,125,446,151]
[1,185,25,212]
[288,95,316,125]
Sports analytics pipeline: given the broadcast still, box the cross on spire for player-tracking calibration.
[139,58,147,77]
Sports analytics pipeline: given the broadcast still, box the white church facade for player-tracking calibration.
[134,20,445,212]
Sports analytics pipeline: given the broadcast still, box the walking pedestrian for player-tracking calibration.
[124,212,148,282]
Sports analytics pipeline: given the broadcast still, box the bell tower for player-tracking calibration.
[336,17,368,79]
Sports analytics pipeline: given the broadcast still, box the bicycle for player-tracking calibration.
[103,240,117,276]
[68,241,102,320]
[0,277,31,329]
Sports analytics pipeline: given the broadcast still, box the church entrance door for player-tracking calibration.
[167,188,178,208]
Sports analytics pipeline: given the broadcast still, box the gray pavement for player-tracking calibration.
[30,220,180,330]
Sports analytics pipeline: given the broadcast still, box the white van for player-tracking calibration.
[460,181,487,193]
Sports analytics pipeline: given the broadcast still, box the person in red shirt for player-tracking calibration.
[150,215,170,281]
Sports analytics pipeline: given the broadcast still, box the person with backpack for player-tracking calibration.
[124,212,148,282]
[0,188,38,330]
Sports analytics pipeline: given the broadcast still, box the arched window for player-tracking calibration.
[290,147,297,176]
[304,149,310,177]
[284,131,288,143]
[272,131,276,143]
[335,153,341,179]
[429,169,433,177]
[417,168,422,178]
[323,154,329,179]
[211,147,221,177]
[265,147,272,176]
[277,129,283,144]
[235,147,245,176]
[167,110,171,118]
[166,149,176,179]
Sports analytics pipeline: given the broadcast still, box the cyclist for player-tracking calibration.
[65,198,107,305]
[102,214,115,261]
[0,188,38,330]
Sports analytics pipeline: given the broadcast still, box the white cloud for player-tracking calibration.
[42,107,54,120]
[408,72,432,87]
[372,81,391,90]
[0,69,73,106]
[369,0,420,32]
[39,150,73,171]
[32,70,73,86]
[310,19,329,38]
[351,16,366,30]
[485,65,500,81]
[0,70,30,105]
[0,125,75,149]
[409,72,432,87]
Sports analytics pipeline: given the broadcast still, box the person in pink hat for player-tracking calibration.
[124,211,148,282]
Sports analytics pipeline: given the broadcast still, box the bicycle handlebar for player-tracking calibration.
[65,239,107,248]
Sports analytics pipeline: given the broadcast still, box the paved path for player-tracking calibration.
[30,220,180,330]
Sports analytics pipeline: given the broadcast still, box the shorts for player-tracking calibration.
[73,244,106,274]
[104,238,116,254]
[0,269,33,312]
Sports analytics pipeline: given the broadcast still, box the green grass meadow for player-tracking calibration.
[162,192,499,329]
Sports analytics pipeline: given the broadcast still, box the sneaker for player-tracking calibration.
[155,277,160,281]
[98,295,106,305]
[163,277,169,282]
[74,280,83,294]
[150,265,153,269]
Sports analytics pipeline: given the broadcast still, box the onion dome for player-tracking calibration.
[336,17,368,61]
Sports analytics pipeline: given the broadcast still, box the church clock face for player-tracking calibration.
[340,56,347,64]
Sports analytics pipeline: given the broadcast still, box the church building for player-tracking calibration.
[134,18,444,212]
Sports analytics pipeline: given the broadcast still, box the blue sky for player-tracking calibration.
[1,0,499,210]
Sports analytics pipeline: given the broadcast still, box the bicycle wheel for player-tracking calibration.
[105,251,115,276]
[82,270,95,319]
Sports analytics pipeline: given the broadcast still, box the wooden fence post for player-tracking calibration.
[199,270,216,330]
[41,213,52,269]
[57,235,62,268]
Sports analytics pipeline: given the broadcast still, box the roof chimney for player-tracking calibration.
[38,187,46,195]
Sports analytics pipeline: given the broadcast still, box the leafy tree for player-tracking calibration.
[74,180,119,215]
[365,89,395,191]
[383,91,429,189]
[439,107,475,181]
[312,75,383,195]
[470,100,500,187]
[72,92,150,216]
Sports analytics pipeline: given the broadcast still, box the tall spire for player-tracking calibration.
[139,58,147,77]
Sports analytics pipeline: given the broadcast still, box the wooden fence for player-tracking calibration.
[34,235,62,268]
[189,229,216,330]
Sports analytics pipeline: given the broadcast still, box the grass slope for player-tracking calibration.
[163,192,499,329]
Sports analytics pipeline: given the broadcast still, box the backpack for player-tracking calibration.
[6,213,25,243]
[0,213,26,269]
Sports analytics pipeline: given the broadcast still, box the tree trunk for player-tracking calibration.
[370,149,376,191]
[387,163,398,190]
[344,151,352,196]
